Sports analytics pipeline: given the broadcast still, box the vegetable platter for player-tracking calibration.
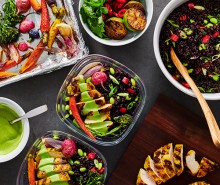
[0,0,88,88]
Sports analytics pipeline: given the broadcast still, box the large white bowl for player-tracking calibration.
[79,0,153,46]
[0,97,30,163]
[154,0,220,100]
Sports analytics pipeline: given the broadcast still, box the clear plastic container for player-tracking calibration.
[56,54,147,146]
[16,130,107,185]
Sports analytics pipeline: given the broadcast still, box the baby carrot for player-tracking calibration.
[30,0,41,12]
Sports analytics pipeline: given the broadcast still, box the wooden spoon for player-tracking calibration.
[170,47,220,148]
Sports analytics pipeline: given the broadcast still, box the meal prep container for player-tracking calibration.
[16,130,107,185]
[0,0,89,88]
[56,54,146,146]
[154,0,220,100]
[0,97,29,163]
[78,0,153,46]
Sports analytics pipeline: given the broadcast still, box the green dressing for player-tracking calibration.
[0,103,23,155]
[38,144,51,158]
[38,157,54,168]
[81,100,99,115]
[79,83,88,92]
[81,91,93,102]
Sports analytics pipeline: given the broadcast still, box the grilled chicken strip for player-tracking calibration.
[136,168,156,185]
[144,155,163,184]
[189,181,211,185]
[197,157,219,178]
[173,144,184,176]
[186,150,200,176]
[35,172,70,185]
[153,147,170,182]
[37,164,72,178]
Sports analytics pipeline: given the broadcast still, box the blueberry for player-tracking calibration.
[29,28,40,39]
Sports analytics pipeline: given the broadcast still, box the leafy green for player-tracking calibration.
[0,0,24,44]
[80,0,108,38]
[85,172,104,185]
[2,0,24,27]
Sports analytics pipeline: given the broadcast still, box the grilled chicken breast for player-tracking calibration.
[189,181,211,185]
[35,172,70,185]
[136,168,157,185]
[153,147,170,182]
[160,143,176,179]
[186,150,200,176]
[144,155,163,184]
[173,144,184,176]
[197,157,219,178]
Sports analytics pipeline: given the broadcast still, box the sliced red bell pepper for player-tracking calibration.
[202,35,210,43]
[172,75,179,81]
[179,15,187,21]
[69,96,96,141]
[182,82,191,89]
[170,34,179,42]
[127,88,135,94]
[213,31,219,38]
[119,107,127,113]
[105,3,113,16]
[188,2,194,9]
[117,9,127,18]
[122,77,129,84]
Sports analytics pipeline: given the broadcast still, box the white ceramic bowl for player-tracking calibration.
[154,0,220,100]
[0,97,30,163]
[79,0,153,46]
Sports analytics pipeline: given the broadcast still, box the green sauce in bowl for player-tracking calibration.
[0,103,23,155]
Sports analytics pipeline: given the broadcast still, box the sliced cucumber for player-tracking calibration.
[104,17,128,40]
[123,8,146,31]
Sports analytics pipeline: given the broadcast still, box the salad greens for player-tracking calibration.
[80,0,108,38]
[0,0,24,44]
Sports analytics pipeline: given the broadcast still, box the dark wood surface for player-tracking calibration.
[107,94,220,185]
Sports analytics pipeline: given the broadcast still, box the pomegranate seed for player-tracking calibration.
[202,35,210,43]
[122,77,129,84]
[182,82,191,89]
[188,2,194,9]
[87,152,96,160]
[170,34,179,42]
[127,88,135,94]
[213,31,219,37]
[119,107,127,113]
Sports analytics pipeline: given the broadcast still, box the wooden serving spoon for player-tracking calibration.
[170,47,220,148]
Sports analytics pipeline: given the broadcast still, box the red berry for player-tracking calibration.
[87,152,96,160]
[170,34,179,42]
[202,35,210,43]
[127,88,135,94]
[122,77,129,84]
[119,107,127,113]
[182,82,191,89]
[188,2,194,9]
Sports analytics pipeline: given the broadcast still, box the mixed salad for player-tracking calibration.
[80,0,147,40]
[160,0,220,93]
[0,0,79,79]
[27,134,105,185]
[61,62,140,141]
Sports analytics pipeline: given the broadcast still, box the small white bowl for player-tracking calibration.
[154,0,220,100]
[0,97,30,163]
[79,0,153,46]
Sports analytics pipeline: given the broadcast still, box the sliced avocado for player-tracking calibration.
[79,82,94,92]
[123,8,146,31]
[104,17,128,40]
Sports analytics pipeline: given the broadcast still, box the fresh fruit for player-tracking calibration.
[61,139,76,158]
[104,17,128,39]
[123,8,146,31]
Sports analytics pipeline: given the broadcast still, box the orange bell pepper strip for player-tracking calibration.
[20,40,45,74]
[69,96,96,141]
[27,154,36,185]
[0,71,17,79]
[40,0,50,45]
[30,0,41,12]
